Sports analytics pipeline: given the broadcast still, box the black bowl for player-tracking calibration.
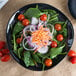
[6,3,74,71]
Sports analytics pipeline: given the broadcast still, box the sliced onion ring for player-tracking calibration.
[47,24,54,35]
[23,38,36,51]
[23,25,36,38]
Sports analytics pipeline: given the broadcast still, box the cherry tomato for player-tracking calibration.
[16,34,23,44]
[0,41,6,49]
[40,14,47,21]
[55,24,62,31]
[51,41,57,48]
[2,49,9,54]
[18,14,25,21]
[16,38,21,44]
[22,19,29,26]
[1,55,10,62]
[68,50,76,57]
[44,59,52,67]
[57,34,63,41]
[70,56,76,64]
[0,51,3,57]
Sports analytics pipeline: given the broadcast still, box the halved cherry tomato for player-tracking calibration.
[51,41,57,48]
[2,49,9,54]
[18,14,25,21]
[22,19,29,26]
[55,24,62,31]
[68,50,76,57]
[57,34,63,41]
[0,41,6,49]
[44,59,52,67]
[40,14,47,21]
[1,55,10,62]
[0,51,3,57]
[70,56,76,64]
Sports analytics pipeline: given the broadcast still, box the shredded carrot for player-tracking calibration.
[32,25,52,52]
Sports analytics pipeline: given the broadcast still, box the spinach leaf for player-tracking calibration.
[24,8,41,18]
[42,58,45,71]
[24,51,35,67]
[61,28,67,37]
[59,21,68,37]
[18,47,23,58]
[58,39,65,47]
[36,53,49,59]
[53,29,57,37]
[53,21,65,25]
[13,35,17,55]
[41,9,57,16]
[48,17,58,24]
[29,58,35,66]
[63,20,68,28]
[24,51,31,67]
[49,45,65,59]
[32,53,41,63]
[13,22,24,35]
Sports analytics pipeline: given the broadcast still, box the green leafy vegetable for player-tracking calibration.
[24,51,31,67]
[49,45,65,59]
[24,8,41,18]
[53,21,65,25]
[48,17,58,23]
[29,58,35,66]
[42,58,45,71]
[53,29,57,37]
[24,51,35,67]
[59,21,68,37]
[41,9,57,16]
[58,52,67,55]
[32,53,41,63]
[18,47,23,58]
[61,28,67,37]
[13,35,17,55]
[63,20,68,28]
[36,53,49,59]
[13,22,24,35]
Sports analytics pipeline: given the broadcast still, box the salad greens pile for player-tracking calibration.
[12,5,67,70]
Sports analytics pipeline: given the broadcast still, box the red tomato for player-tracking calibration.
[16,38,21,44]
[44,59,52,67]
[40,14,47,21]
[57,34,63,41]
[2,49,9,54]
[22,19,29,26]
[16,35,23,44]
[0,51,3,57]
[55,24,62,31]
[68,50,76,57]
[18,14,25,21]
[1,55,10,62]
[70,56,76,64]
[51,41,57,48]
[0,41,6,49]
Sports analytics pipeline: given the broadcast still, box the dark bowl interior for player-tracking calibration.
[6,3,74,71]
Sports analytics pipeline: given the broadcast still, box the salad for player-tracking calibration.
[12,5,67,70]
